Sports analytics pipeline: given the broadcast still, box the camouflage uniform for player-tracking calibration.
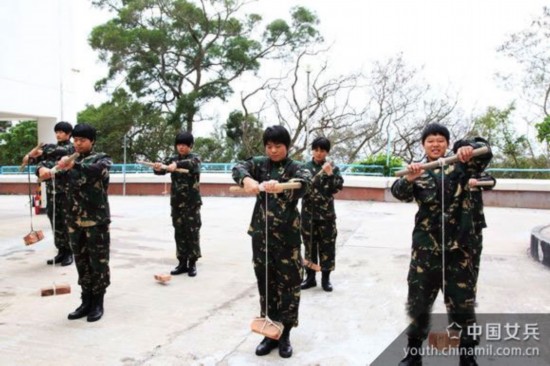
[469,172,496,286]
[300,160,344,271]
[232,156,311,327]
[64,151,112,295]
[155,153,202,261]
[390,138,492,346]
[32,141,75,254]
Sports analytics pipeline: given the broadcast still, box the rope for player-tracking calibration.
[264,191,271,322]
[436,157,446,300]
[51,173,56,269]
[26,165,35,232]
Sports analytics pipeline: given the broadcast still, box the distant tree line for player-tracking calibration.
[1,1,549,178]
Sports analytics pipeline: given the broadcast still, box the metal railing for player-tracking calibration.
[2,163,549,178]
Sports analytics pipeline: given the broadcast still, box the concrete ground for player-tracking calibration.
[1,194,549,366]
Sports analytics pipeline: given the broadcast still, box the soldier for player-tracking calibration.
[153,131,202,277]
[56,124,112,322]
[232,125,311,359]
[28,121,75,266]
[300,137,344,292]
[391,123,492,366]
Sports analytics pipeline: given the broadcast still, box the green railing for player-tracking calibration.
[3,163,549,178]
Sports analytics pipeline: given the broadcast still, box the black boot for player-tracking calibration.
[459,345,478,366]
[255,337,279,356]
[68,292,92,320]
[87,292,105,322]
[46,250,64,265]
[321,271,333,292]
[188,258,197,277]
[61,251,73,266]
[170,257,188,275]
[278,323,293,358]
[398,338,423,366]
[300,269,316,290]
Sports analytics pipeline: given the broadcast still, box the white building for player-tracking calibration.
[0,0,80,143]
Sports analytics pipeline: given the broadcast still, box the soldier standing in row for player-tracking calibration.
[391,123,492,366]
[153,132,202,277]
[28,121,75,266]
[232,125,311,358]
[56,124,113,322]
[300,137,344,292]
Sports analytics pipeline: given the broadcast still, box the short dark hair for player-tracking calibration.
[421,123,450,144]
[175,131,194,147]
[54,121,73,134]
[72,124,96,142]
[263,125,290,149]
[311,136,331,152]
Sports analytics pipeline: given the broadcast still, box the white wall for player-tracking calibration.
[0,0,78,142]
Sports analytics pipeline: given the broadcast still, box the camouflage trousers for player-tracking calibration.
[471,231,483,290]
[300,218,337,271]
[251,232,302,327]
[171,206,201,261]
[69,224,110,295]
[46,191,71,253]
[406,239,477,345]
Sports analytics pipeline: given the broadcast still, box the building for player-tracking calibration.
[0,0,79,142]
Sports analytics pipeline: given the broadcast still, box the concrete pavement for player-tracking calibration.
[1,194,549,366]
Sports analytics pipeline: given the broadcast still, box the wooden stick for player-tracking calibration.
[19,143,44,171]
[394,146,490,177]
[229,182,302,193]
[472,180,495,187]
[38,152,80,183]
[137,161,189,174]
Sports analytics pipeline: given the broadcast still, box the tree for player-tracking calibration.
[89,0,322,132]
[0,120,37,165]
[498,6,550,156]
[469,105,533,167]
[77,89,177,163]
[0,121,12,133]
[224,110,263,161]
[251,51,459,163]
[193,136,228,162]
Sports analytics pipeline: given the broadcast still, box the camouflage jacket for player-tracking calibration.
[470,172,496,231]
[154,153,202,209]
[232,156,312,237]
[33,140,75,195]
[301,159,344,221]
[391,138,492,250]
[64,150,112,228]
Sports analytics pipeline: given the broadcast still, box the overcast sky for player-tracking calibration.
[71,0,547,134]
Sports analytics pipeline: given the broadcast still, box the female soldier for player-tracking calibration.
[391,123,492,366]
[232,125,311,359]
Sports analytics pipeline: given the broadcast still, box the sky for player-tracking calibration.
[70,0,548,136]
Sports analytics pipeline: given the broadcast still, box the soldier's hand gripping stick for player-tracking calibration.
[137,161,189,173]
[19,143,44,171]
[229,181,302,193]
[394,146,490,177]
[38,152,80,182]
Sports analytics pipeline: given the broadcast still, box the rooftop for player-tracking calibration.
[1,195,549,365]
